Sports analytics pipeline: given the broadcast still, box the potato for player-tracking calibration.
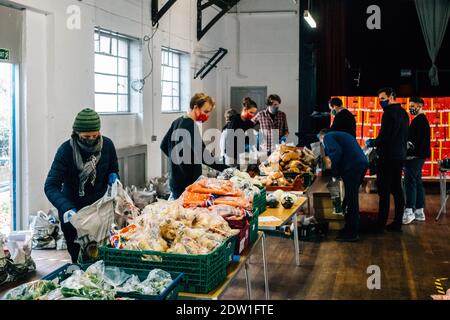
[271,171,283,180]
[281,151,300,163]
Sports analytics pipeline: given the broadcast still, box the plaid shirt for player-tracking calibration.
[253,108,289,153]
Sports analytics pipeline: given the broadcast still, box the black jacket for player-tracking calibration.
[373,103,409,161]
[223,114,256,161]
[330,109,357,138]
[44,136,119,220]
[408,113,431,159]
[160,116,228,198]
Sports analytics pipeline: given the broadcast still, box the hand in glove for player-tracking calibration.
[63,209,77,224]
[280,136,287,144]
[108,173,119,186]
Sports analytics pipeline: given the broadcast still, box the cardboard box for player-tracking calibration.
[328,220,345,231]
[314,205,345,221]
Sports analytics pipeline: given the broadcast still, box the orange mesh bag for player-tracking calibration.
[181,191,213,208]
[186,178,243,196]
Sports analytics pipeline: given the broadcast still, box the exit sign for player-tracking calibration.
[0,49,10,61]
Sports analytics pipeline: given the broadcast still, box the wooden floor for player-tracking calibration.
[1,193,449,300]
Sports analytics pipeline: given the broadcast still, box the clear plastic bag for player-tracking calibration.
[129,186,157,210]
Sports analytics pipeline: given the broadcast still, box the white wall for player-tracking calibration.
[220,7,300,145]
[2,0,299,228]
[4,0,227,228]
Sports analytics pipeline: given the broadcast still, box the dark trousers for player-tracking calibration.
[61,221,80,263]
[404,158,426,210]
[376,158,405,228]
[342,165,368,235]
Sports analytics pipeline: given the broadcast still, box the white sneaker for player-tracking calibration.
[414,208,426,222]
[402,208,415,225]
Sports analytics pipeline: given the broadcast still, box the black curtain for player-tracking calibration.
[316,0,347,111]
[298,0,347,146]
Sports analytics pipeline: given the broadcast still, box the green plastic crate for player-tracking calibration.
[99,236,236,294]
[42,264,183,300]
[249,208,260,245]
[252,186,267,214]
[224,236,236,265]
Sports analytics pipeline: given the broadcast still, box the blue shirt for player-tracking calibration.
[323,131,368,178]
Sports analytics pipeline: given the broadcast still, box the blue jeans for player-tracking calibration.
[404,158,426,209]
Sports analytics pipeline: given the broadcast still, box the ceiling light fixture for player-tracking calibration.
[304,0,316,28]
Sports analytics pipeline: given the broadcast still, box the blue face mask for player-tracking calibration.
[269,106,279,114]
[380,100,390,109]
[331,109,337,116]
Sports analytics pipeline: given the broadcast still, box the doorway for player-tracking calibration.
[230,86,268,112]
[0,62,17,234]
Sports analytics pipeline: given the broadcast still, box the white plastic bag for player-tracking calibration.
[71,181,140,252]
[30,211,59,250]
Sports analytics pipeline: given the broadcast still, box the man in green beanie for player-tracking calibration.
[44,108,119,262]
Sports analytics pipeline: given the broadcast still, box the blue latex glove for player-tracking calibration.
[280,136,287,144]
[63,208,77,224]
[108,173,119,186]
[365,139,374,148]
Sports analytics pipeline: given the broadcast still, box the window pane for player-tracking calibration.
[95,74,118,93]
[172,53,180,68]
[100,35,111,54]
[118,40,128,58]
[172,83,180,97]
[162,81,173,96]
[162,97,173,111]
[94,33,100,52]
[118,95,129,112]
[162,66,173,81]
[110,37,118,56]
[95,94,117,113]
[173,97,180,111]
[118,77,128,94]
[95,54,118,74]
[118,58,128,76]
[172,67,180,82]
[162,50,169,65]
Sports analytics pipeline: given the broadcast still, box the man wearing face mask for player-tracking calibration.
[402,97,431,225]
[329,97,356,138]
[44,108,119,262]
[161,93,229,199]
[365,88,409,233]
[252,94,289,154]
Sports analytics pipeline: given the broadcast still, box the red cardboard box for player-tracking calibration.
[422,163,431,177]
[422,98,432,110]
[426,112,441,125]
[433,127,446,140]
[363,97,377,110]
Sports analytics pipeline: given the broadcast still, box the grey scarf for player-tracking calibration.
[70,135,103,197]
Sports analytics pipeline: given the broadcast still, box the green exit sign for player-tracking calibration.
[0,48,10,61]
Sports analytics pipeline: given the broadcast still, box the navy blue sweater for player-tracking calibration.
[44,136,119,220]
[323,131,368,178]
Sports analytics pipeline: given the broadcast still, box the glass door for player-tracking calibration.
[0,62,16,234]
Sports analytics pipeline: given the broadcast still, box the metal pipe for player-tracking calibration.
[228,10,298,15]
[235,3,248,79]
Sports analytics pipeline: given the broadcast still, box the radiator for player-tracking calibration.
[116,144,147,188]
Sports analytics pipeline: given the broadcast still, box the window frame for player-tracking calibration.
[161,47,185,113]
[94,27,137,114]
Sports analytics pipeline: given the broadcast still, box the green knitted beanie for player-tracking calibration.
[73,108,101,132]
